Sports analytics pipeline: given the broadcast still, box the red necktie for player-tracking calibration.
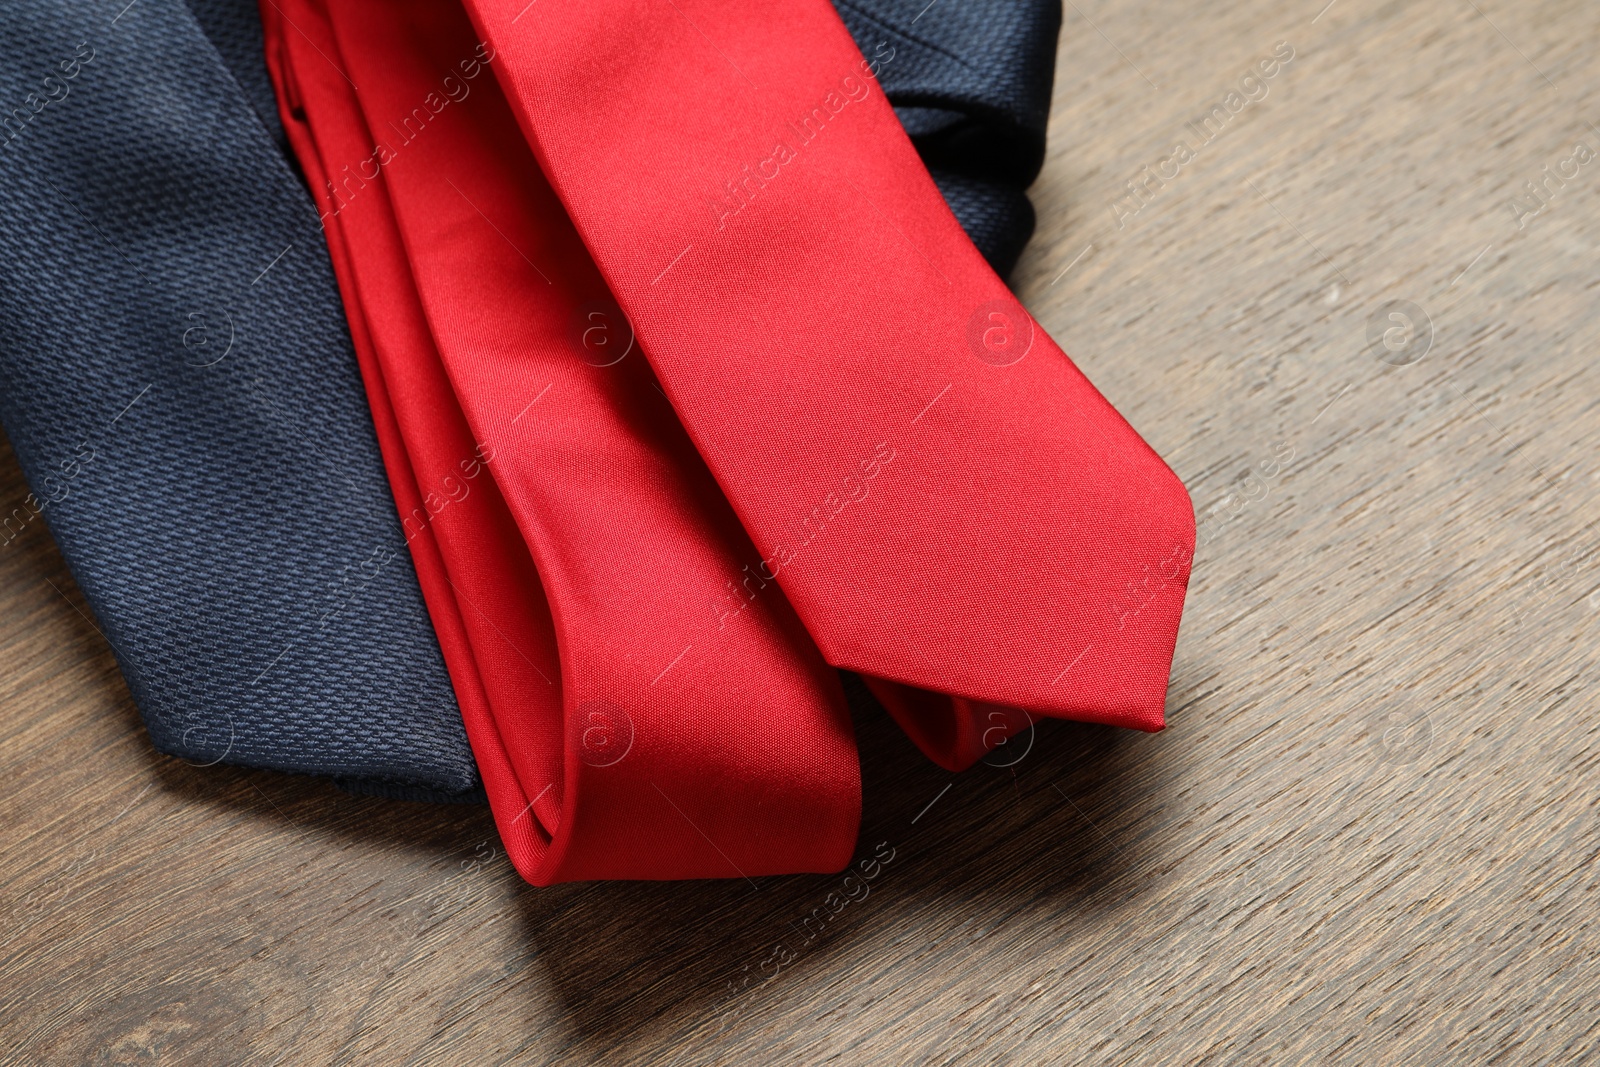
[459,0,1196,770]
[262,0,861,883]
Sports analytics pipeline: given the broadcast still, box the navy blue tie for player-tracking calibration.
[0,0,479,801]
[834,0,1063,277]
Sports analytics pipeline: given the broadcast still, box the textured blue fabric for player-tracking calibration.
[184,0,287,151]
[836,0,1063,277]
[0,0,480,801]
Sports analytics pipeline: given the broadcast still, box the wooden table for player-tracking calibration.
[4,0,1598,1062]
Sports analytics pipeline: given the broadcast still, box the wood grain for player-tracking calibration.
[4,0,1599,1061]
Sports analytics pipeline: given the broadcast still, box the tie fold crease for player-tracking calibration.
[261,0,1191,881]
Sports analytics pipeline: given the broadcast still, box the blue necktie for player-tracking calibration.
[835,0,1063,276]
[0,0,479,801]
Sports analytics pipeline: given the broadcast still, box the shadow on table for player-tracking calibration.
[27,473,1190,1059]
[509,674,1186,1057]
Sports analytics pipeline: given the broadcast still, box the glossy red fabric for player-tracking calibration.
[261,0,861,883]
[459,0,1196,770]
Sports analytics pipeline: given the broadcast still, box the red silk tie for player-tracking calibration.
[262,0,861,883]
[458,0,1196,770]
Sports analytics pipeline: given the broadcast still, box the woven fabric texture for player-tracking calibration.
[0,0,478,800]
[835,0,1062,276]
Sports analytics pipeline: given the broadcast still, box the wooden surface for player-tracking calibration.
[4,0,1600,1062]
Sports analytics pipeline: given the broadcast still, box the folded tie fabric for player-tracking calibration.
[463,0,1194,773]
[263,0,1190,884]
[833,0,1062,276]
[262,0,863,882]
[0,0,478,801]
